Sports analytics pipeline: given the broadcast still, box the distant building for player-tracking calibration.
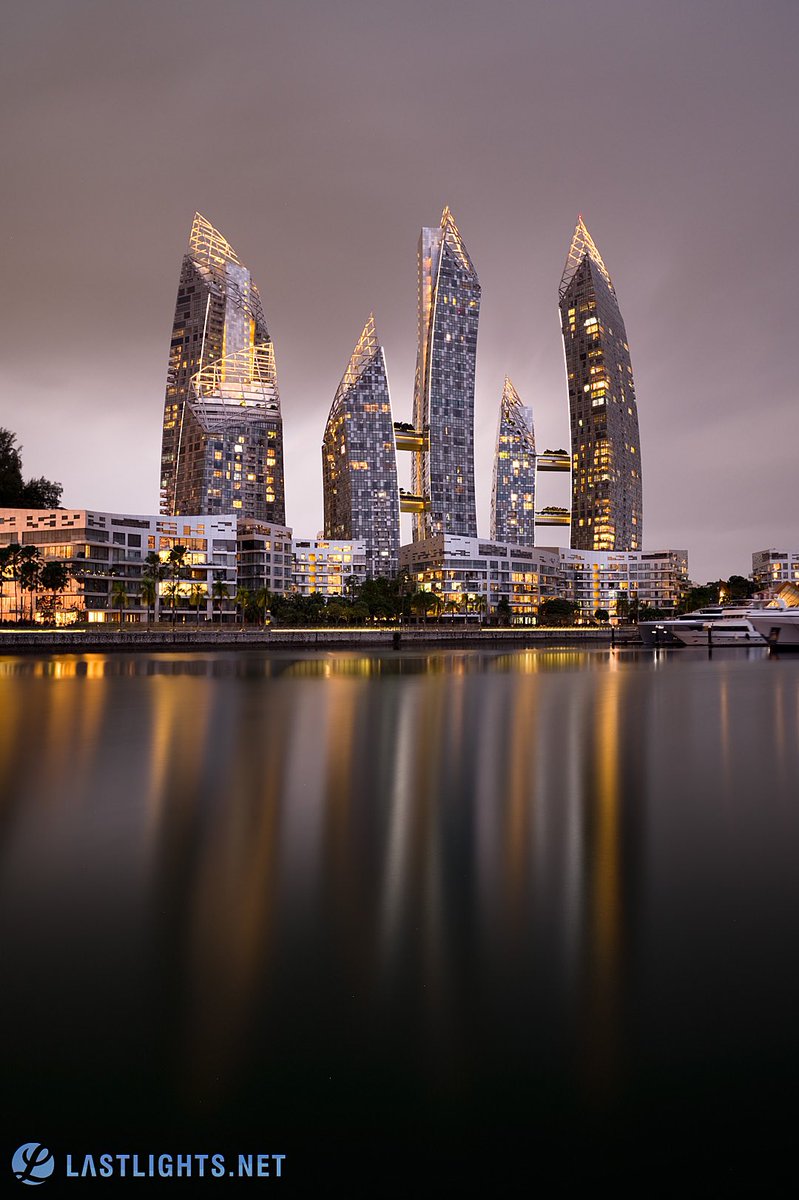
[412,207,481,541]
[557,548,688,621]
[236,520,294,597]
[0,508,238,622]
[752,548,799,595]
[559,217,643,552]
[160,213,285,523]
[401,537,687,624]
[291,538,368,597]
[401,536,560,623]
[322,315,400,578]
[490,377,536,545]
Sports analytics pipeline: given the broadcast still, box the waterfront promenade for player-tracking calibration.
[0,624,639,652]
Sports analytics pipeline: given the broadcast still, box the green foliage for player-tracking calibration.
[0,428,63,508]
[538,597,578,626]
[677,575,755,614]
[594,607,610,624]
[638,605,667,621]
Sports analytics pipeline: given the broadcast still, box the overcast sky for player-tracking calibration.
[1,0,796,581]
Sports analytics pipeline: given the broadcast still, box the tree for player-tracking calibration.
[0,430,24,505]
[39,560,70,624]
[0,543,23,621]
[111,579,129,624]
[496,597,512,626]
[538,597,578,627]
[616,592,630,623]
[189,582,206,624]
[253,587,271,626]
[163,580,181,624]
[410,590,438,623]
[235,587,252,626]
[166,546,187,626]
[0,428,63,509]
[19,546,41,622]
[139,576,157,625]
[22,477,63,509]
[630,590,640,624]
[594,607,610,624]
[638,605,667,621]
[142,552,165,622]
[211,572,230,623]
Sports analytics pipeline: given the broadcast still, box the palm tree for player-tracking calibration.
[189,581,205,624]
[139,575,157,625]
[163,580,181,625]
[4,543,25,621]
[444,599,461,622]
[142,551,165,623]
[254,586,271,626]
[19,546,41,622]
[166,546,187,626]
[111,579,129,624]
[472,594,487,624]
[235,587,252,627]
[211,572,230,623]
[410,590,439,624]
[0,544,14,621]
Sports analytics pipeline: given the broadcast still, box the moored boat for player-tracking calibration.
[748,609,799,648]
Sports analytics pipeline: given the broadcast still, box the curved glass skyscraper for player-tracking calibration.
[559,217,642,551]
[160,213,285,522]
[490,377,536,545]
[411,207,480,542]
[322,314,400,578]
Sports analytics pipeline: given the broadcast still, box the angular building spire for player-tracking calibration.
[188,211,242,272]
[490,377,536,545]
[559,215,614,299]
[160,214,285,521]
[412,206,481,541]
[322,315,400,578]
[559,216,642,551]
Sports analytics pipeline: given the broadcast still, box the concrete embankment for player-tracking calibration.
[0,626,641,653]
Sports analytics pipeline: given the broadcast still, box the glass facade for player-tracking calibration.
[412,207,480,541]
[322,315,400,578]
[160,213,285,523]
[490,377,536,545]
[559,217,642,552]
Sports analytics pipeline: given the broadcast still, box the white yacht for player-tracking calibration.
[747,608,799,648]
[671,617,766,646]
[638,600,777,647]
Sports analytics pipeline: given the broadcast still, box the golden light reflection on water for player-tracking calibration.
[3,650,799,1119]
[583,673,623,1097]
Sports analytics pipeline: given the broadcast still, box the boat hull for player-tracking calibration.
[748,613,799,648]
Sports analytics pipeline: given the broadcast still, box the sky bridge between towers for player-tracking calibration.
[536,450,570,472]
[394,426,571,524]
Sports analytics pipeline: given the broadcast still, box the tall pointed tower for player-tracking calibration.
[322,315,400,577]
[559,216,642,551]
[411,206,481,541]
[160,213,285,522]
[490,377,536,545]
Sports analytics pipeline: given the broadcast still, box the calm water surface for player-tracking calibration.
[2,646,798,1190]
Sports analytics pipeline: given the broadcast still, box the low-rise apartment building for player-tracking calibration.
[0,508,237,622]
[752,548,799,596]
[291,538,368,597]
